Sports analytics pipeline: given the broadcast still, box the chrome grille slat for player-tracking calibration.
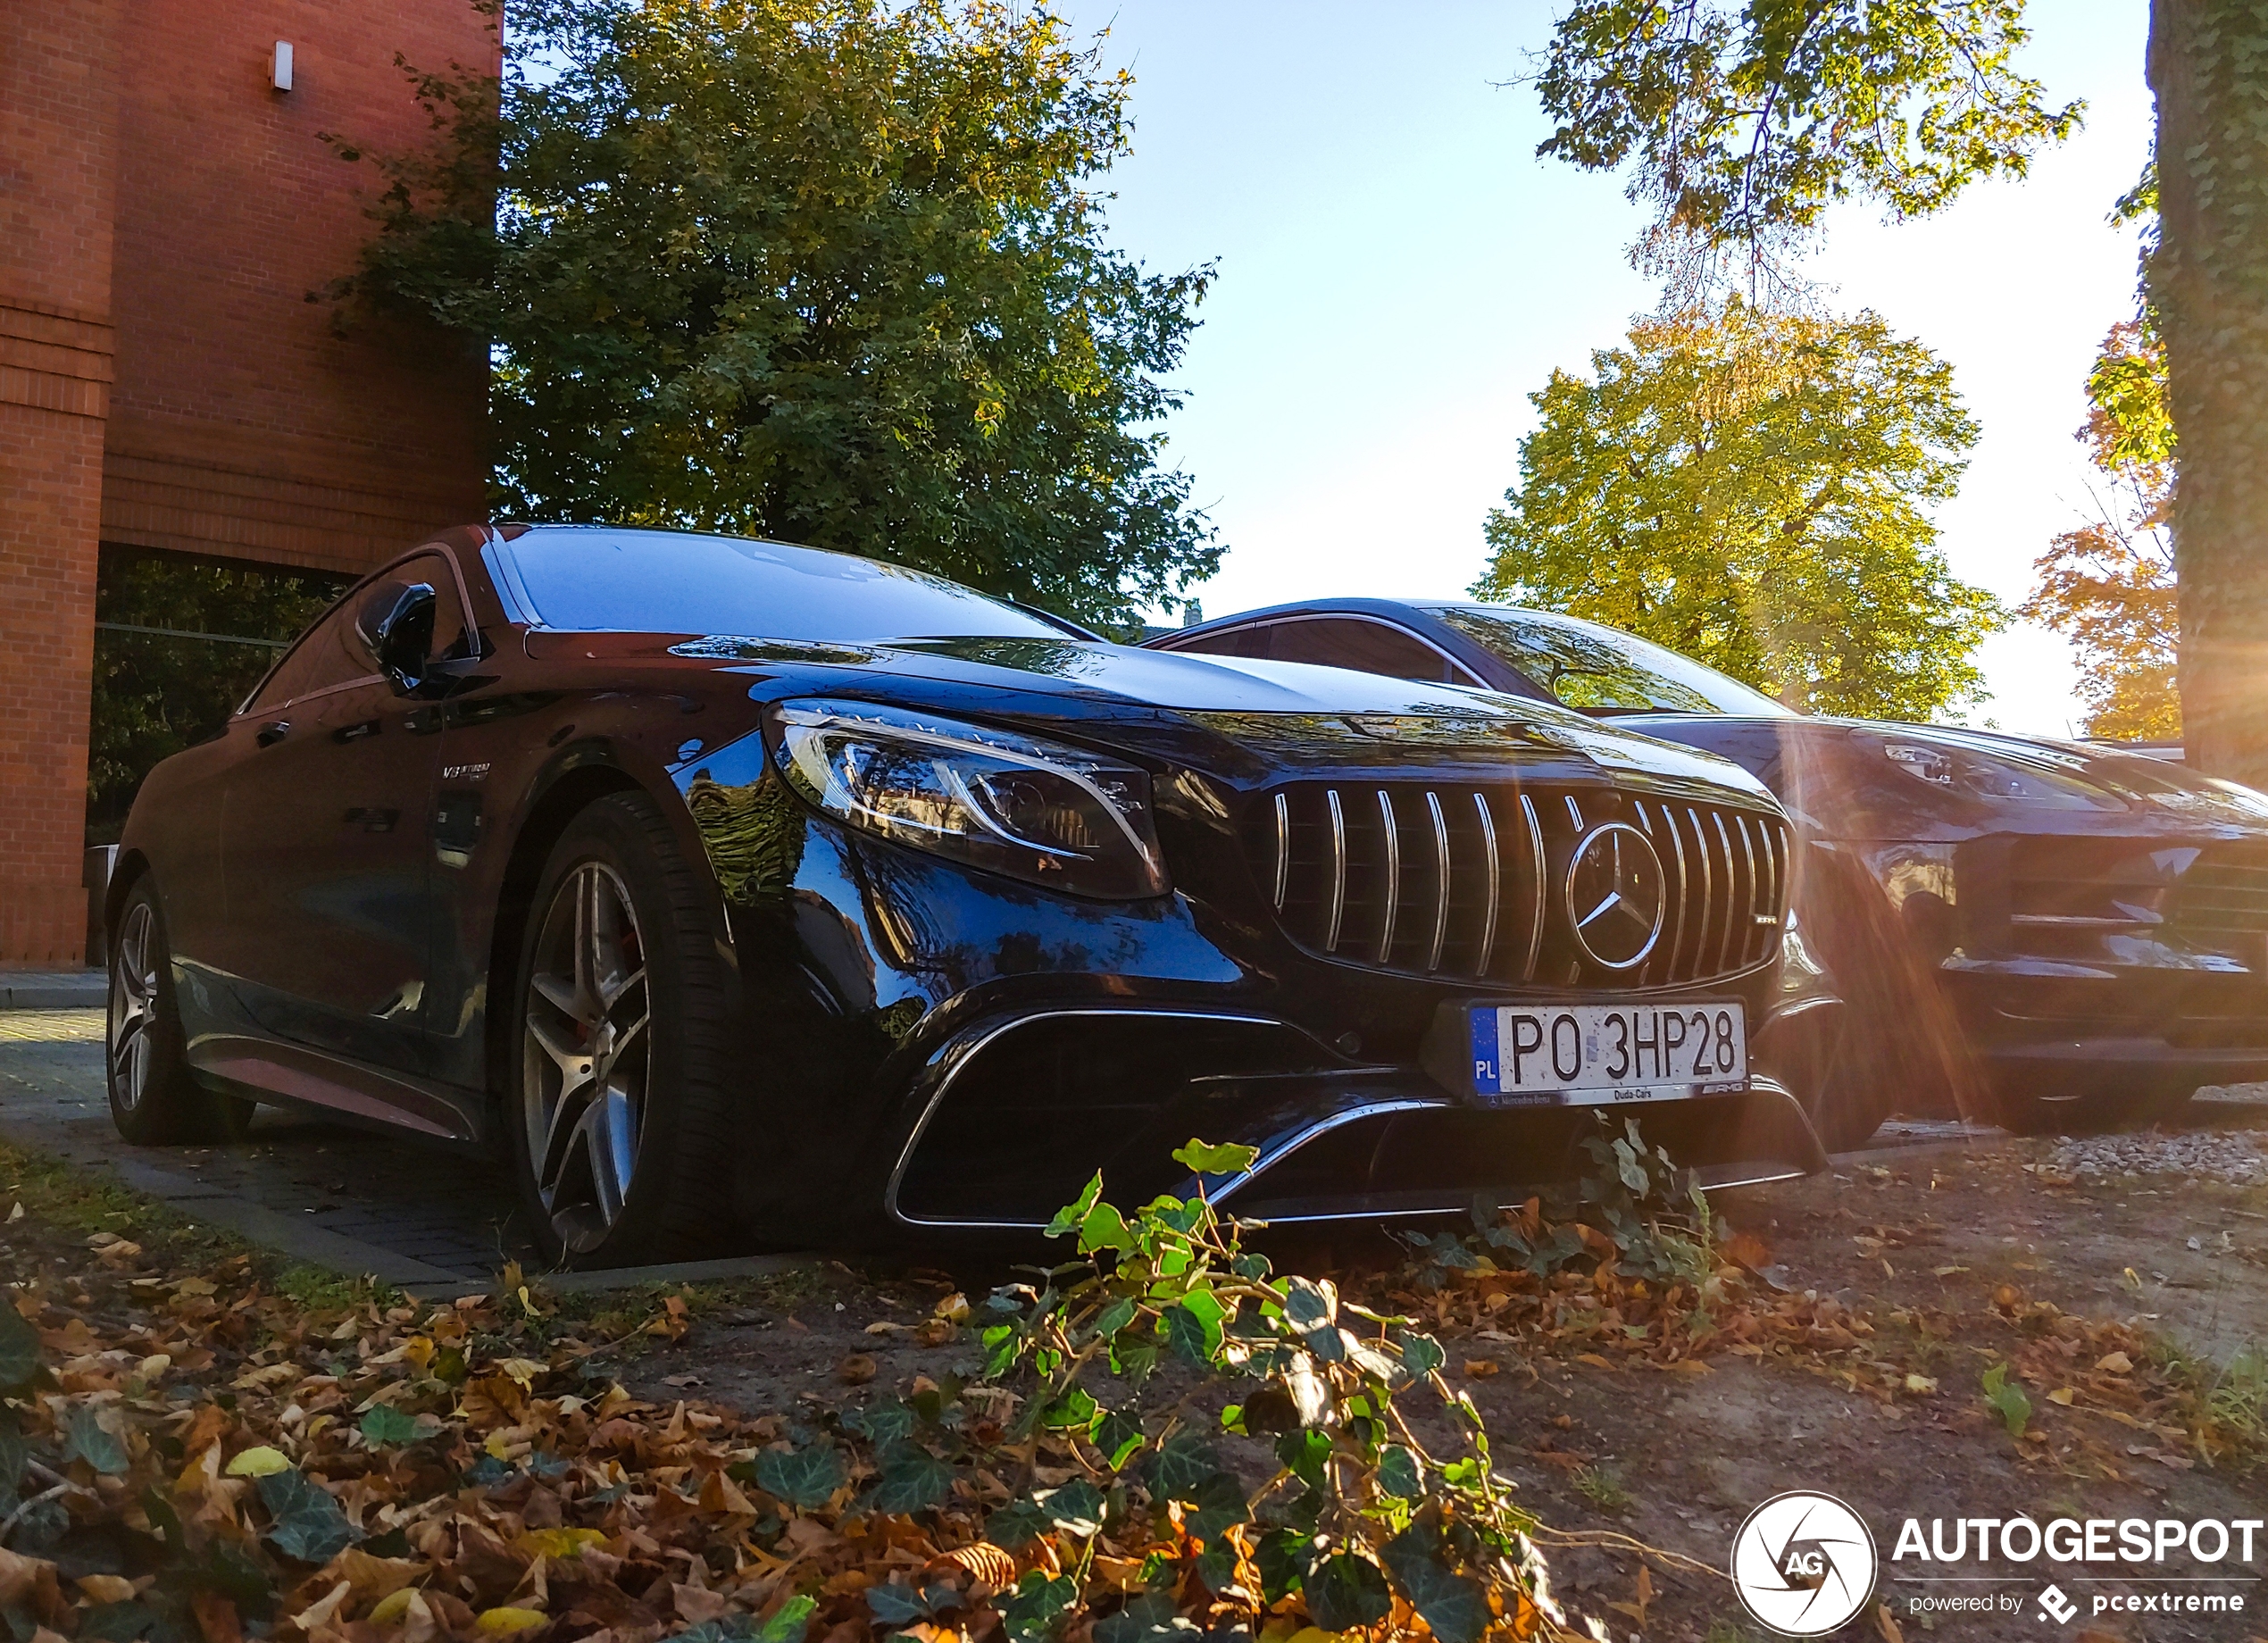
[1518,792,1547,982]
[1474,792,1501,978]
[1253,783,1784,988]
[1272,792,1290,911]
[1375,788,1401,964]
[1424,791,1451,974]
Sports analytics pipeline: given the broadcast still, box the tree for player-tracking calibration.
[1533,0,2268,783]
[1533,0,2081,298]
[335,0,1218,629]
[2020,319,2180,739]
[1473,301,2002,721]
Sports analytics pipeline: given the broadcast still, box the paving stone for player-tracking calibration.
[0,1009,531,1281]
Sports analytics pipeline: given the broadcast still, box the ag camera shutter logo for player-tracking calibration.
[1730,1490,1880,1636]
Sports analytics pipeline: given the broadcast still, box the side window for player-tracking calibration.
[1168,625,1272,659]
[242,554,467,713]
[244,601,371,713]
[1264,618,1459,683]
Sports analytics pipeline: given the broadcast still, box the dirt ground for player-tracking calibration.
[587,1106,2268,1643]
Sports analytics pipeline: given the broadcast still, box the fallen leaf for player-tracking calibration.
[75,1576,136,1604]
[224,1446,289,1478]
[1463,1360,1499,1380]
[1930,1265,1968,1278]
[2096,1351,2134,1374]
[1903,1374,1938,1396]
[475,1608,547,1634]
[2047,1387,2076,1405]
[836,1354,878,1385]
[1875,1602,1906,1643]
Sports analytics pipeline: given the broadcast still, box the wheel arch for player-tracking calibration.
[104,848,153,938]
[482,762,651,1125]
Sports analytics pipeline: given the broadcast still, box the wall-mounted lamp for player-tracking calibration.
[271,40,294,92]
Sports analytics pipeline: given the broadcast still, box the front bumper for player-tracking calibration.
[884,1006,1825,1229]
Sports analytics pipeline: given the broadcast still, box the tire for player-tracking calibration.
[507,791,741,1267]
[106,881,255,1144]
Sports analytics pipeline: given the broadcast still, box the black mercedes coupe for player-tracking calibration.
[1150,597,2268,1140]
[106,528,1823,1266]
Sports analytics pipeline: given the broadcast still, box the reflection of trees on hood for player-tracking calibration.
[684,773,806,905]
[1473,301,2004,722]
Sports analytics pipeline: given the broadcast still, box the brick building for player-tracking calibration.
[1,1,491,967]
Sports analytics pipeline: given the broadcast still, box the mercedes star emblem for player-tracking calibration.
[1563,821,1667,970]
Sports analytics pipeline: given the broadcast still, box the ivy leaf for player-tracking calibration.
[844,1401,916,1447]
[1040,1384,1098,1431]
[0,1306,39,1397]
[63,1406,128,1475]
[1091,1297,1138,1340]
[358,1405,419,1447]
[1094,1589,1199,1643]
[1181,1470,1247,1543]
[997,1572,1077,1643]
[752,1443,846,1508]
[1163,1298,1223,1365]
[1171,1138,1259,1176]
[1303,1552,1392,1631]
[1274,1429,1330,1492]
[987,1497,1050,1547]
[864,1582,940,1626]
[866,1444,953,1514]
[1382,1530,1490,1643]
[1253,1529,1313,1602]
[255,1467,360,1563]
[1147,1432,1223,1501]
[1089,1408,1145,1471]
[1398,1330,1446,1376]
[1280,1276,1338,1334]
[1981,1363,2031,1439]
[756,1596,816,1643]
[1045,1174,1105,1240]
[1079,1202,1133,1254]
[77,1602,155,1641]
[1035,1478,1105,1537]
[1376,1445,1422,1498]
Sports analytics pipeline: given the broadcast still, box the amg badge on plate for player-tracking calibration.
[1469,1001,1747,1106]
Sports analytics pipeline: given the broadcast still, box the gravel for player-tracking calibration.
[2048,1129,2268,1186]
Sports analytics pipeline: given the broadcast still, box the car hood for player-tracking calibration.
[1622,709,2268,836]
[538,630,1779,802]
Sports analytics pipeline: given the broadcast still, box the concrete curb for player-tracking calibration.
[404,1253,816,1304]
[0,972,104,1011]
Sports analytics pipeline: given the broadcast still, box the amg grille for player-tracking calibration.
[1248,782,1788,988]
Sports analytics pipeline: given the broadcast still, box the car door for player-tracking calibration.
[220,555,464,1079]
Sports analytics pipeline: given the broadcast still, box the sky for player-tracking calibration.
[1060,0,2155,736]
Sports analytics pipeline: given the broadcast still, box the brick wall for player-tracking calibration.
[0,4,121,967]
[104,0,493,577]
[0,0,492,967]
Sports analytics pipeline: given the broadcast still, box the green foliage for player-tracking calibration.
[336,0,1219,630]
[2020,317,2180,739]
[254,1466,362,1562]
[976,1145,1566,1638]
[87,553,343,845]
[1404,1116,1720,1293]
[358,1405,421,1447]
[1980,1361,2031,1438]
[1535,0,2082,289]
[1469,299,2005,717]
[1475,299,2003,720]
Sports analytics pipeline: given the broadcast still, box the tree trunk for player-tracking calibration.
[2153,0,2268,785]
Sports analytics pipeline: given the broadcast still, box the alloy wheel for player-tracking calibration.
[522,862,652,1252]
[108,901,158,1113]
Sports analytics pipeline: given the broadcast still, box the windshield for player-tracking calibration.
[496,528,1066,641]
[1434,605,1795,717]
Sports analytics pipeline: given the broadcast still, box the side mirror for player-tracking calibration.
[357,580,438,696]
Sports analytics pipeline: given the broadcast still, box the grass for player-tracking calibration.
[1572,1464,1631,1514]
[2206,1345,2267,1449]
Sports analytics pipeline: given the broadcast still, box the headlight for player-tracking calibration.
[1876,738,2123,811]
[772,699,1169,899]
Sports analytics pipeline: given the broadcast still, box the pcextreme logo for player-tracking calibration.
[1730,1490,1879,1636]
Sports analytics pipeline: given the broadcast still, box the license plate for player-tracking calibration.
[1468,1001,1747,1106]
